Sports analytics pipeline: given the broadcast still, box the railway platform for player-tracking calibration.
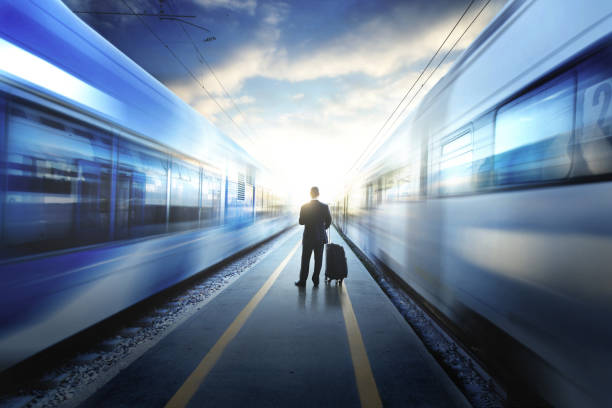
[79,228,469,407]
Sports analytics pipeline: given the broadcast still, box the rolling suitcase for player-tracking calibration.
[325,228,348,285]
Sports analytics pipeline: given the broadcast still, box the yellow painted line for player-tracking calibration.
[340,283,383,408]
[165,240,301,408]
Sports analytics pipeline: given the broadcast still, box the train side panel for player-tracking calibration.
[0,216,291,371]
[0,1,293,372]
[338,1,612,406]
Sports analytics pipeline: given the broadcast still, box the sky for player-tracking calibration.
[62,0,508,204]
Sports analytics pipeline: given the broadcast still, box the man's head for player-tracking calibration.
[310,186,320,199]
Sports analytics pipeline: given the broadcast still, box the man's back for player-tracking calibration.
[299,200,331,247]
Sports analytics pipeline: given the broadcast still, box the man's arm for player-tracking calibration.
[324,204,332,229]
[299,205,305,225]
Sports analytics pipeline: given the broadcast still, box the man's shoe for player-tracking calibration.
[312,280,319,287]
[294,281,306,287]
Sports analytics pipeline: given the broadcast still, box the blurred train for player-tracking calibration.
[334,0,612,406]
[0,1,292,372]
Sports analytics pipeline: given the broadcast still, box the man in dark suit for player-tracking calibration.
[295,186,332,287]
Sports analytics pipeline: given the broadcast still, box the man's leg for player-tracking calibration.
[312,244,324,284]
[299,244,314,283]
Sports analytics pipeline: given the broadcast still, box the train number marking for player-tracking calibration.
[593,82,611,136]
[584,80,612,140]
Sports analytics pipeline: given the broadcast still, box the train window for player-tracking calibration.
[0,97,5,241]
[39,117,65,131]
[383,172,398,202]
[201,171,222,226]
[255,186,272,219]
[396,165,414,201]
[169,159,199,230]
[439,129,473,194]
[263,190,285,218]
[244,174,254,210]
[472,113,495,191]
[573,46,612,177]
[365,183,374,209]
[3,102,112,257]
[255,186,264,217]
[115,140,168,238]
[9,106,26,118]
[225,169,254,224]
[237,173,246,201]
[376,168,413,203]
[494,74,575,186]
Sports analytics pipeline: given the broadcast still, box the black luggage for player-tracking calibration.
[325,229,348,285]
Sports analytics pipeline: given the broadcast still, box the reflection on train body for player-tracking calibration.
[0,0,292,372]
[335,2,612,406]
[2,99,286,258]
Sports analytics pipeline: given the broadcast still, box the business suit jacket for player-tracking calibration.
[299,200,332,247]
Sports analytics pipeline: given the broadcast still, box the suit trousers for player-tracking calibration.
[299,243,324,283]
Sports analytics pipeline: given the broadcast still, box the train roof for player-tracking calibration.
[414,0,612,136]
[415,0,526,120]
[344,1,525,186]
[0,0,258,170]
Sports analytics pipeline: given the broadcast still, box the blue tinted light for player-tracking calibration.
[0,37,120,118]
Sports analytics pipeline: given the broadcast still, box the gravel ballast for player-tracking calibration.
[0,228,297,408]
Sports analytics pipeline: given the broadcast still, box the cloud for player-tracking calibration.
[194,0,257,15]
[64,0,155,29]
[163,0,508,199]
[166,0,291,94]
[173,0,503,96]
[260,1,289,26]
[268,2,502,83]
[186,90,255,122]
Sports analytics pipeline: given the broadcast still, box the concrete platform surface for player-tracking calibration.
[80,228,470,407]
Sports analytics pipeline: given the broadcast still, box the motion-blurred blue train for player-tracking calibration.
[335,0,612,406]
[0,1,292,372]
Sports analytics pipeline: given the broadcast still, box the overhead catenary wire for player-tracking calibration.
[74,11,195,17]
[164,0,259,141]
[176,21,259,139]
[118,0,257,146]
[162,0,205,62]
[161,18,212,33]
[385,0,493,134]
[345,0,477,176]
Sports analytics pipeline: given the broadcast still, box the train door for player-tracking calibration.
[75,158,112,245]
[115,162,146,238]
[115,140,168,239]
[117,170,146,234]
[0,95,5,245]
[2,101,113,256]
